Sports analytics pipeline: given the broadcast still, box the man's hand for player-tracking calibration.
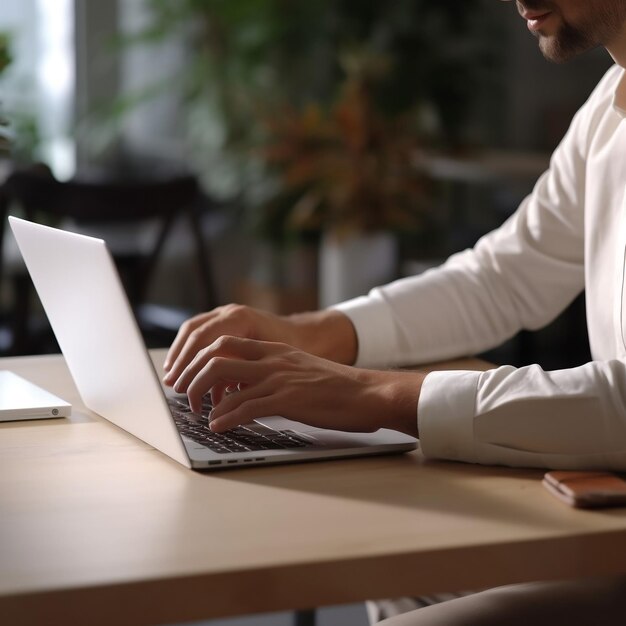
[163,304,358,386]
[168,335,422,438]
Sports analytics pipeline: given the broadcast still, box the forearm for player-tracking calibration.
[288,309,358,364]
[334,183,585,371]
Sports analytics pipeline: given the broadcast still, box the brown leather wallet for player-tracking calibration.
[543,471,626,508]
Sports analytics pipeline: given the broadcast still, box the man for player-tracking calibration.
[163,1,626,623]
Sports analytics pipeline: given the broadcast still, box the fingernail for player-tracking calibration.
[209,419,221,432]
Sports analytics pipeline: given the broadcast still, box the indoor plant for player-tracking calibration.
[109,0,490,308]
[258,48,433,305]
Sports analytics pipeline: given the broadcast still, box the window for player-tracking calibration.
[0,0,75,178]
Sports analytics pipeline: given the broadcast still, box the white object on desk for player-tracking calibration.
[0,370,71,421]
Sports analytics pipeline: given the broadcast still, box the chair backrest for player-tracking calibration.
[4,166,217,310]
[0,180,8,305]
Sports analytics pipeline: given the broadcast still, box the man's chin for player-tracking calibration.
[538,35,590,63]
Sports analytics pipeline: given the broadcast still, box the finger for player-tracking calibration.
[209,395,279,433]
[164,306,255,376]
[164,324,219,384]
[185,358,267,413]
[166,333,280,388]
[163,312,215,373]
[210,381,229,407]
[164,313,213,370]
[171,336,272,391]
[209,381,274,419]
[207,335,285,360]
[211,381,240,407]
[172,335,288,390]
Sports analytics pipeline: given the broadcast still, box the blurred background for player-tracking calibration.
[0,0,613,369]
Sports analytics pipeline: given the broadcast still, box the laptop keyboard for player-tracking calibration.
[167,397,313,454]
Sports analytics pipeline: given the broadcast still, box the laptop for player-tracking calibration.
[8,216,417,470]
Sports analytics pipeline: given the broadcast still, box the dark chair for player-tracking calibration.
[2,165,219,355]
[0,178,11,352]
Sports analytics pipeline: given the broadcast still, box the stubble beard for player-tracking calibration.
[537,19,598,63]
[519,1,626,63]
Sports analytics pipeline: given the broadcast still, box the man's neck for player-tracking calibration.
[606,22,626,67]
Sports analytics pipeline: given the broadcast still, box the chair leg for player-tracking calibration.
[10,273,32,355]
[294,609,316,626]
[187,202,218,310]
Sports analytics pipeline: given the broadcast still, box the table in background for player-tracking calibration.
[2,351,626,626]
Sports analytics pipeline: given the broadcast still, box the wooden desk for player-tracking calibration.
[2,352,626,626]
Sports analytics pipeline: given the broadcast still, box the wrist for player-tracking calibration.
[360,369,423,438]
[287,309,358,364]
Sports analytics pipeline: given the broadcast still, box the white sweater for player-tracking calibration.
[335,64,626,470]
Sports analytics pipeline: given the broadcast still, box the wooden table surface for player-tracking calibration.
[2,351,626,625]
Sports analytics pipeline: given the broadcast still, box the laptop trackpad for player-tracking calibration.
[256,415,311,432]
[255,416,366,447]
[254,416,325,444]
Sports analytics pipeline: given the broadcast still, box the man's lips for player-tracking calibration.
[522,10,553,32]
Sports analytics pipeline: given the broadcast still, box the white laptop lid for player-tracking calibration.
[8,216,191,467]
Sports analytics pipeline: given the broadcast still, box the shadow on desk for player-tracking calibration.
[202,452,584,529]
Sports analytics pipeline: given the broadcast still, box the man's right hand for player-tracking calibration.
[162,304,358,387]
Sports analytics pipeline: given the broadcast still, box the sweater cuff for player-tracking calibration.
[418,370,481,463]
[331,293,398,368]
